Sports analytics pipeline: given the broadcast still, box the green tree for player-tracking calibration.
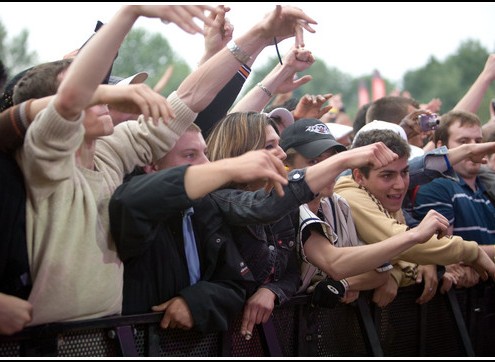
[97,26,495,124]
[404,40,494,122]
[111,27,191,97]
[0,20,39,80]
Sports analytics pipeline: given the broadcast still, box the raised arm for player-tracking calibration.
[304,142,398,194]
[454,54,495,113]
[56,5,217,120]
[305,209,449,281]
[0,81,176,153]
[231,45,315,113]
[176,4,317,113]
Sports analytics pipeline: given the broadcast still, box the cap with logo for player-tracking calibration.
[280,118,347,159]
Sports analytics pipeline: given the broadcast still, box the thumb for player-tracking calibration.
[293,75,312,88]
[151,300,170,312]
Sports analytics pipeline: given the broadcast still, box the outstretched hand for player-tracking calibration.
[292,93,333,120]
[137,5,218,35]
[345,142,399,170]
[413,209,450,242]
[225,150,288,197]
[460,141,495,164]
[93,84,175,125]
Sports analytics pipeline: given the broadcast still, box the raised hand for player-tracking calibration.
[92,84,175,125]
[200,5,233,65]
[272,47,315,95]
[137,5,218,35]
[399,109,435,140]
[292,93,333,120]
[480,54,495,83]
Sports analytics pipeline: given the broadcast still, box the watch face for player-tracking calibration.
[376,262,393,272]
[289,171,303,181]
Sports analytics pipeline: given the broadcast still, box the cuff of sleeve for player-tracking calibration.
[166,91,198,136]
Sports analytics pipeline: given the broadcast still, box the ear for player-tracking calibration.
[352,168,365,186]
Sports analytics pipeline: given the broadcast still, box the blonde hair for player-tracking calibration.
[206,112,278,161]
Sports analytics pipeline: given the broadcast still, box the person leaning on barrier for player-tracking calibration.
[334,129,495,307]
[413,110,495,291]
[109,4,318,334]
[281,119,450,308]
[12,4,261,327]
[204,109,407,339]
[110,144,288,332]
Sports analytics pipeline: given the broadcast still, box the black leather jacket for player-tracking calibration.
[110,166,316,330]
[208,168,317,304]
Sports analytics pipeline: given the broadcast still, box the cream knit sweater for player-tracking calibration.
[17,91,195,325]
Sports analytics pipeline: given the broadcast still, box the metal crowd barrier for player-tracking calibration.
[1,281,494,357]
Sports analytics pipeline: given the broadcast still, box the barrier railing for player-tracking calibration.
[1,281,494,357]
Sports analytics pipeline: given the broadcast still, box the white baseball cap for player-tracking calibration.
[325,122,353,140]
[108,71,148,86]
[353,120,424,160]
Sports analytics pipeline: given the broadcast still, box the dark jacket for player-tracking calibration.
[232,214,301,305]
[207,169,316,304]
[110,165,255,333]
[110,166,317,330]
[0,152,31,299]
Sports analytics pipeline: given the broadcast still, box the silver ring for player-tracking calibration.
[161,19,170,25]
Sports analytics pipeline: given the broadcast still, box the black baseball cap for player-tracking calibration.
[280,118,347,158]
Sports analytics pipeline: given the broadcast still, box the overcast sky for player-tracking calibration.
[1,2,495,83]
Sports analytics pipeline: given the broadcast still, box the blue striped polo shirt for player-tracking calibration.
[413,176,495,245]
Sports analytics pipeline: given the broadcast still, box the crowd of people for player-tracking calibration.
[1,4,495,345]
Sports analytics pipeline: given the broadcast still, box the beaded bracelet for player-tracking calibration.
[257,82,272,98]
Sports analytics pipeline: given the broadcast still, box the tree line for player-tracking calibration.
[1,21,494,122]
